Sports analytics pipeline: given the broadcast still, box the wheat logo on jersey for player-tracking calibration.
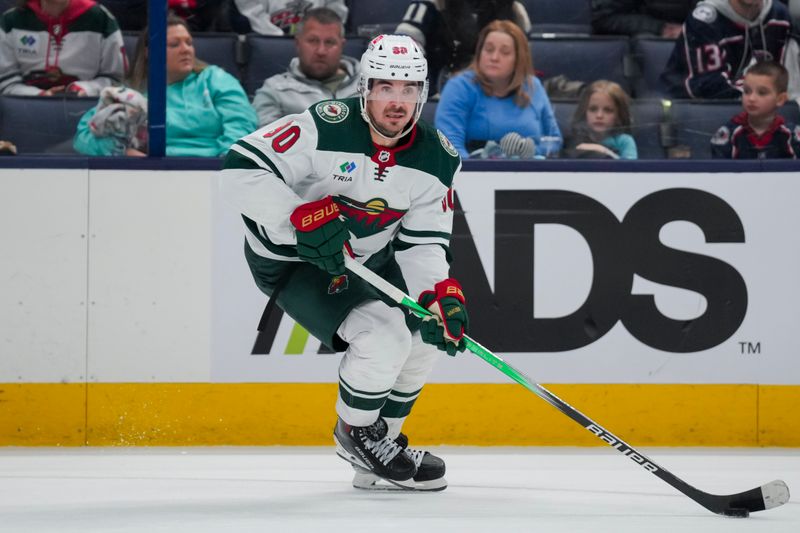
[334,195,407,238]
[316,101,350,123]
[437,130,458,157]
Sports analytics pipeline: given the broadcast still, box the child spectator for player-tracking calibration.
[231,0,347,35]
[566,80,637,159]
[0,0,126,96]
[711,61,800,158]
[73,14,257,157]
[434,19,561,159]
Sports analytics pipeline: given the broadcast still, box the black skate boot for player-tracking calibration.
[333,417,417,484]
[352,432,447,491]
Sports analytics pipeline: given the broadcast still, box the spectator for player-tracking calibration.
[660,0,792,99]
[711,61,800,158]
[395,0,531,94]
[73,14,257,157]
[565,80,637,159]
[591,0,699,38]
[434,19,561,159]
[231,0,347,35]
[252,7,359,127]
[0,0,126,96]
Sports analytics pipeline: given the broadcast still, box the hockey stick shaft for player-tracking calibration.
[344,256,789,516]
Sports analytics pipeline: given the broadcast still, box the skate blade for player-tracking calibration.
[352,470,448,492]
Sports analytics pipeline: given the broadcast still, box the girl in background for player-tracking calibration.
[567,80,637,159]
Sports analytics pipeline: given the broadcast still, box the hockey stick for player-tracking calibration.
[344,256,790,517]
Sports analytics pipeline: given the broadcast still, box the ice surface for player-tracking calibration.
[0,447,798,532]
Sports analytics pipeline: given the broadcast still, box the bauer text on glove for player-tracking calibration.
[417,279,469,356]
[290,196,350,276]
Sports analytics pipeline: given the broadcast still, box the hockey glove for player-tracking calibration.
[290,196,350,275]
[418,279,469,356]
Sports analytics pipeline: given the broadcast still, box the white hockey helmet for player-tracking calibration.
[358,34,429,140]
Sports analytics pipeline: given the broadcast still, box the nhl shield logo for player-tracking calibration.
[315,100,350,123]
[378,150,391,163]
[328,274,349,294]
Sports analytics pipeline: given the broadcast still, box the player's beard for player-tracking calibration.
[370,107,413,139]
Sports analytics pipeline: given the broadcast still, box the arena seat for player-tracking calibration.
[670,100,745,158]
[631,99,668,159]
[531,36,631,94]
[121,32,243,81]
[345,0,410,37]
[629,37,676,99]
[522,0,592,35]
[243,35,366,95]
[0,95,96,154]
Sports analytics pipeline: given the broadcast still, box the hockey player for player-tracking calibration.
[218,34,467,491]
[660,0,792,99]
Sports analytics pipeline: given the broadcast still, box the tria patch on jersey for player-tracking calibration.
[692,4,717,24]
[437,129,459,158]
[316,101,350,123]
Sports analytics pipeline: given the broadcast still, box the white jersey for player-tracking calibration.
[219,97,462,300]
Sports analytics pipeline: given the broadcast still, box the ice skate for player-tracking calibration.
[333,417,417,485]
[351,433,447,491]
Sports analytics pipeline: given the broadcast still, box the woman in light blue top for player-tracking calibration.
[74,15,257,157]
[434,19,561,159]
[566,80,638,160]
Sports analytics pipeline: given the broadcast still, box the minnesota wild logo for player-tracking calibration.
[437,129,458,158]
[334,195,407,238]
[315,100,349,123]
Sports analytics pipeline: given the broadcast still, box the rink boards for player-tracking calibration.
[1,166,799,446]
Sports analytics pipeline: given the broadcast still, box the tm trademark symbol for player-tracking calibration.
[738,341,761,355]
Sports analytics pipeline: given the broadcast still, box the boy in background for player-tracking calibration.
[711,61,800,158]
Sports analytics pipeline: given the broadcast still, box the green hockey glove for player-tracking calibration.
[290,196,350,275]
[418,278,469,356]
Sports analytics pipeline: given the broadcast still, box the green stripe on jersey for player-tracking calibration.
[242,216,298,258]
[399,227,451,241]
[230,140,286,181]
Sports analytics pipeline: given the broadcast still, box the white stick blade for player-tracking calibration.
[761,480,790,510]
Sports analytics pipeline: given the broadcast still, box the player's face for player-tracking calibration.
[296,19,344,80]
[586,91,618,134]
[730,0,763,19]
[478,31,516,86]
[366,80,420,138]
[166,24,195,84]
[742,73,786,121]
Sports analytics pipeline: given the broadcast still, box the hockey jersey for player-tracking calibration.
[0,0,125,96]
[710,111,800,159]
[219,97,462,300]
[660,0,791,99]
